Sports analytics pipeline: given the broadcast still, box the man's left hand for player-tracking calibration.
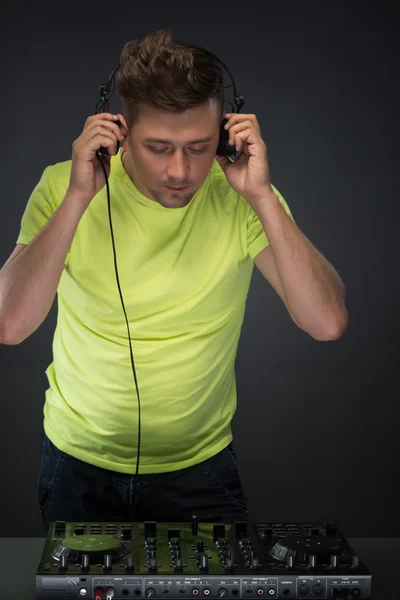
[216,112,274,213]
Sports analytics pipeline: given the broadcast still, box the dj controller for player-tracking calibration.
[35,519,371,599]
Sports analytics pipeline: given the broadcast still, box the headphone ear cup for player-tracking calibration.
[217,118,236,157]
[116,119,122,153]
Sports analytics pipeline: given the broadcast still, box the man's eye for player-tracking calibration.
[148,147,207,154]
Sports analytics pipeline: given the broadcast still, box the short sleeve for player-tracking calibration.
[247,184,295,260]
[16,166,71,266]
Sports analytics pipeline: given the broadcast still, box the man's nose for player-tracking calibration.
[167,152,189,181]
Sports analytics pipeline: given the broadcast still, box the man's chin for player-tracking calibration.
[156,192,194,208]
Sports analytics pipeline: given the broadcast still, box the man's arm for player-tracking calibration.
[253,192,348,342]
[0,190,86,345]
[254,244,302,328]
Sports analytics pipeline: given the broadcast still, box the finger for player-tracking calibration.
[87,112,118,126]
[225,119,253,133]
[235,128,264,152]
[228,122,253,146]
[233,128,253,151]
[89,119,124,142]
[225,114,260,135]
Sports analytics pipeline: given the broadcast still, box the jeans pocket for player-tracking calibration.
[204,445,249,513]
[38,431,66,513]
[226,444,249,508]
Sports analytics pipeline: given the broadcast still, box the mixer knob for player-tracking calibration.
[286,555,294,568]
[330,554,338,568]
[81,554,90,570]
[148,557,158,571]
[250,557,260,569]
[218,588,228,597]
[191,515,198,535]
[309,554,316,568]
[200,554,208,570]
[145,588,156,598]
[174,557,183,570]
[103,555,112,570]
[352,555,360,568]
[59,555,68,570]
[225,558,234,570]
[125,554,134,571]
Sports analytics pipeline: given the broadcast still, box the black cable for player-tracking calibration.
[95,151,142,509]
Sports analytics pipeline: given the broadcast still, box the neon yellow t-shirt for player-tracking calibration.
[16,148,294,474]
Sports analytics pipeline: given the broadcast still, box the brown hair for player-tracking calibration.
[115,29,225,129]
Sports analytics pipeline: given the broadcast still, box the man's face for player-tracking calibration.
[121,99,221,209]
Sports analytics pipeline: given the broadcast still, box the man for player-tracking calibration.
[0,96,347,534]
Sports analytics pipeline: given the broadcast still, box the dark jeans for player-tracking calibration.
[38,428,249,535]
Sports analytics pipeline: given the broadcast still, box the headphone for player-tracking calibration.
[92,40,245,514]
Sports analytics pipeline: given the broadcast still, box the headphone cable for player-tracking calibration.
[96,151,141,511]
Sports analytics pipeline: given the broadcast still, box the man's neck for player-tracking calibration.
[121,149,143,194]
[121,148,128,174]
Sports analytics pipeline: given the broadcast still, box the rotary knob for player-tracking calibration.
[148,557,158,571]
[352,555,360,568]
[199,554,208,570]
[81,554,90,570]
[174,557,183,570]
[250,557,260,569]
[218,588,228,598]
[330,554,338,568]
[146,588,156,598]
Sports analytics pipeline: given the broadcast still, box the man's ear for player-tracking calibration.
[118,113,129,135]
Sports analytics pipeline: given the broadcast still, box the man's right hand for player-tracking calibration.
[68,112,127,208]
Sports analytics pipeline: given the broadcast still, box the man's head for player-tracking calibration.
[119,98,221,208]
[115,29,225,208]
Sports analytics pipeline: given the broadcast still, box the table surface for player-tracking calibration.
[0,537,398,599]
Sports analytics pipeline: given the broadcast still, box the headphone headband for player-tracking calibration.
[95,40,245,117]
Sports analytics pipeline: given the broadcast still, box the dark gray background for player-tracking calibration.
[0,1,398,537]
